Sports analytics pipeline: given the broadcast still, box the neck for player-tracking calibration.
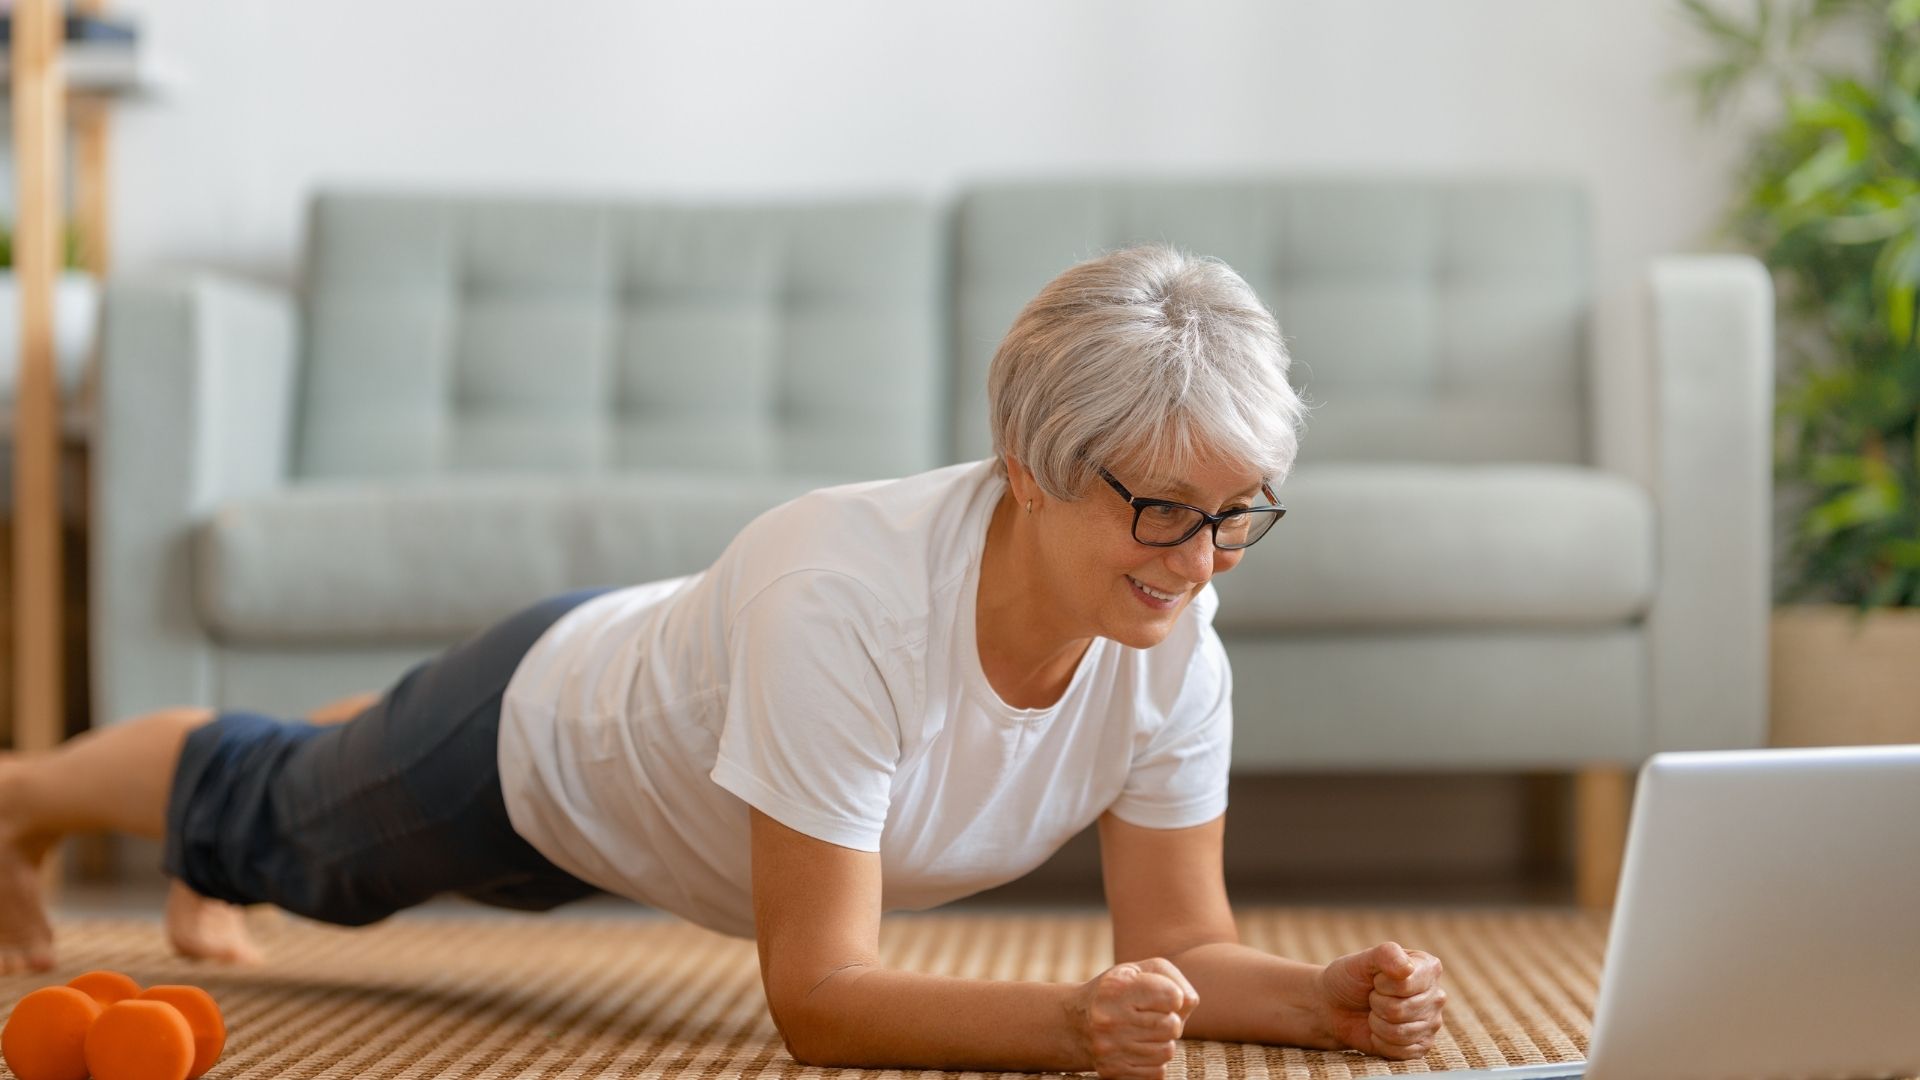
[975,490,1094,709]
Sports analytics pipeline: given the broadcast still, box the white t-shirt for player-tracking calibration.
[497,459,1233,939]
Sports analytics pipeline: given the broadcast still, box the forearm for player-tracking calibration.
[1164,942,1337,1049]
[786,965,1086,1072]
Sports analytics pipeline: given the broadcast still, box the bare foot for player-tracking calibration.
[165,879,264,965]
[0,761,57,974]
[0,847,55,973]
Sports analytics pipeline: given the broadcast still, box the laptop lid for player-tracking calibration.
[1587,745,1920,1080]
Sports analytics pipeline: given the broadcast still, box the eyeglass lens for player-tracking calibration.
[1134,505,1281,548]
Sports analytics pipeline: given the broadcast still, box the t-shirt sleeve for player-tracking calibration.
[1108,619,1233,829]
[709,570,909,852]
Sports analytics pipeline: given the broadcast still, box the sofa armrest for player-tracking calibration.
[91,273,300,725]
[1644,255,1774,752]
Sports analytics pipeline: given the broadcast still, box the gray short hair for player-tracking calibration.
[988,244,1308,500]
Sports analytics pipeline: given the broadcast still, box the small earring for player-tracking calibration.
[1025,499,1033,515]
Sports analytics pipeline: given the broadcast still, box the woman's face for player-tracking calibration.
[1013,451,1269,650]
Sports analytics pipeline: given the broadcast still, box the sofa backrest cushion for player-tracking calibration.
[951,179,1591,467]
[296,192,945,480]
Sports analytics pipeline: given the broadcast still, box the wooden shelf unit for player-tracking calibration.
[8,0,147,814]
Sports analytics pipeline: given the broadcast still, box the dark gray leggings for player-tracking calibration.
[163,588,613,925]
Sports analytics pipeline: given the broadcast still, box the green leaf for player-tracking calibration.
[1821,203,1917,243]
[1884,538,1920,568]
[1871,231,1920,344]
[1805,481,1902,539]
[1781,139,1858,204]
[1890,281,1917,345]
[1780,364,1865,421]
[1786,90,1874,159]
[1886,81,1920,144]
[1806,452,1874,485]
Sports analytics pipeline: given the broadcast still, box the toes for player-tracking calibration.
[165,886,268,965]
[180,940,264,966]
[168,923,265,965]
[0,949,53,975]
[223,932,265,964]
[214,931,266,966]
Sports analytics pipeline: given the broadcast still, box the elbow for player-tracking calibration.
[780,1033,830,1068]
[770,1005,838,1067]
[766,966,871,1067]
[767,1003,814,1066]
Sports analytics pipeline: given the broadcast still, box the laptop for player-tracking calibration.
[1435,744,1920,1079]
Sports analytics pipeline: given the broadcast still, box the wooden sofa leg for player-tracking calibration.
[1574,767,1631,910]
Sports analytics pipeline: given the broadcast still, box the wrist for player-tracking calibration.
[1289,963,1342,1051]
[1060,980,1095,1070]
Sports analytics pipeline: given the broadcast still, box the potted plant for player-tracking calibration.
[0,219,96,407]
[1679,0,1920,746]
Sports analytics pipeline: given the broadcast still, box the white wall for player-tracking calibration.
[16,0,1760,483]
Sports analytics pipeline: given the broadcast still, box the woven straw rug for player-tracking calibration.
[5,906,1608,1079]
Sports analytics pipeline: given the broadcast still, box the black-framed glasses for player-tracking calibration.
[1097,466,1286,549]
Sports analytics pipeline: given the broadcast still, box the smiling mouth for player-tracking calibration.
[1127,576,1185,603]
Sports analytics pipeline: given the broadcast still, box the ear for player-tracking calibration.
[1002,454,1042,509]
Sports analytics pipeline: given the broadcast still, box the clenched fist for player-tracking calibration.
[1315,941,1447,1060]
[1072,958,1200,1080]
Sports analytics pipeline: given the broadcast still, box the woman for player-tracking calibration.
[0,245,1447,1076]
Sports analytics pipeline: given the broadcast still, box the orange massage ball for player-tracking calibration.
[65,970,143,1008]
[136,986,226,1080]
[1,985,103,1080]
[84,999,197,1080]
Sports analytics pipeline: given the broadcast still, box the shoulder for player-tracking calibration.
[721,459,1000,618]
[734,567,901,646]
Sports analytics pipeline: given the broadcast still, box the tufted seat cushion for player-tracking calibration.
[192,472,841,644]
[1210,463,1654,631]
[195,462,1653,646]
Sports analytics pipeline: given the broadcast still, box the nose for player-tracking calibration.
[1161,526,1229,584]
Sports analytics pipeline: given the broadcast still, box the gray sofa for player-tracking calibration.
[94,180,1774,904]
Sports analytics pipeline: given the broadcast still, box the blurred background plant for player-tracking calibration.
[1680,0,1920,609]
[0,219,86,271]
